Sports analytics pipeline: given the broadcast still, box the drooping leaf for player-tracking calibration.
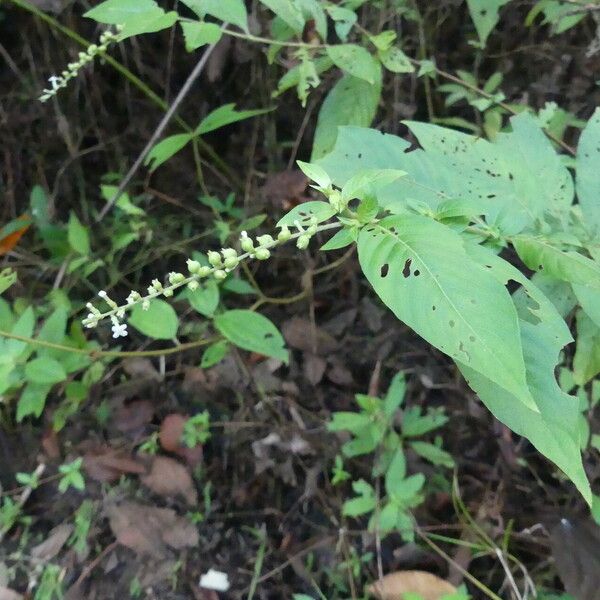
[2,307,35,362]
[214,310,288,363]
[180,0,249,32]
[459,243,590,505]
[67,212,90,255]
[311,72,381,160]
[258,0,305,32]
[200,340,229,368]
[466,0,510,45]
[119,10,178,38]
[326,44,379,84]
[320,228,355,251]
[378,46,414,73]
[195,103,273,136]
[576,107,600,234]
[358,215,534,409]
[573,310,600,386]
[180,21,223,51]
[145,134,193,171]
[573,284,600,328]
[513,235,600,289]
[36,308,68,359]
[17,383,52,421]
[129,300,179,340]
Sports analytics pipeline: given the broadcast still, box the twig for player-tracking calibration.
[97,25,227,221]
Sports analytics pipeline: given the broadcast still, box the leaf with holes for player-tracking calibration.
[576,107,600,234]
[466,0,510,45]
[214,310,288,363]
[358,214,535,410]
[459,243,590,505]
[277,201,336,227]
[513,235,600,289]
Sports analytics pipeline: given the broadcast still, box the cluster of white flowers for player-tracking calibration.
[82,219,323,337]
[39,28,121,103]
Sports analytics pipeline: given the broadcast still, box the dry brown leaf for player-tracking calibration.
[141,456,198,505]
[0,587,23,600]
[282,317,339,355]
[159,414,203,467]
[122,357,161,381]
[31,523,73,562]
[367,570,457,600]
[83,444,146,483]
[261,170,309,209]
[106,501,198,558]
[114,399,154,433]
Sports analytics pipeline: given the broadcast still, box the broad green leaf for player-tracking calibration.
[466,0,510,45]
[517,272,576,319]
[513,235,600,289]
[326,44,379,84]
[0,269,17,295]
[187,280,219,317]
[258,0,304,32]
[180,0,249,32]
[201,340,229,368]
[180,21,222,51]
[119,10,178,38]
[388,473,425,501]
[17,383,52,421]
[317,113,573,233]
[277,201,336,227]
[101,186,145,216]
[326,5,356,41]
[384,449,406,494]
[36,307,68,359]
[295,0,327,39]
[214,310,288,363]
[460,243,590,504]
[573,310,600,386]
[341,169,406,203]
[129,299,179,339]
[195,103,272,136]
[25,357,67,385]
[320,228,355,251]
[144,133,192,171]
[311,72,381,160]
[573,284,600,328]
[358,215,534,409]
[84,0,161,23]
[378,46,414,73]
[3,307,35,362]
[410,441,454,468]
[576,107,600,233]
[297,161,331,188]
[68,212,90,255]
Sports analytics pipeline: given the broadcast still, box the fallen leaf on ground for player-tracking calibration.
[106,501,198,558]
[31,523,73,562]
[141,455,198,505]
[114,399,154,434]
[159,413,203,467]
[366,570,457,600]
[261,170,308,209]
[82,444,146,483]
[282,317,339,355]
[122,357,161,381]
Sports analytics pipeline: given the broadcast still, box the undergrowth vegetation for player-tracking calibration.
[1,0,600,598]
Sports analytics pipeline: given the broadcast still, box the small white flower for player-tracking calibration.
[98,290,108,299]
[48,75,61,90]
[111,322,128,338]
[199,569,230,592]
[142,299,150,311]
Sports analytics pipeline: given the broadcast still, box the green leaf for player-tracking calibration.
[388,473,425,501]
[573,284,600,328]
[410,441,454,468]
[341,169,406,204]
[297,161,331,188]
[187,280,219,317]
[180,21,222,51]
[195,103,272,136]
[67,212,90,255]
[129,299,179,339]
[36,308,68,359]
[180,0,249,32]
[383,372,406,417]
[17,383,52,421]
[342,479,376,516]
[25,357,67,385]
[466,0,510,45]
[328,411,372,433]
[311,72,381,160]
[378,46,414,73]
[573,310,600,386]
[513,235,600,289]
[576,107,600,234]
[0,268,17,295]
[277,201,336,227]
[385,448,406,494]
[119,10,178,38]
[401,407,447,437]
[214,310,288,363]
[275,56,334,97]
[201,340,229,368]
[358,215,535,409]
[258,0,304,32]
[84,0,161,23]
[3,307,35,361]
[320,228,355,251]
[459,243,591,505]
[144,133,192,171]
[326,44,379,84]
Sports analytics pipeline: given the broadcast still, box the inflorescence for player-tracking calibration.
[83,218,328,338]
[39,28,122,103]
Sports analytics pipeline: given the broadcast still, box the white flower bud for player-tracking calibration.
[240,234,254,253]
[257,234,275,247]
[198,266,212,277]
[188,280,200,291]
[142,299,151,311]
[168,271,185,285]
[296,234,311,250]
[207,251,223,267]
[277,226,291,242]
[213,269,227,280]
[255,248,270,260]
[187,259,201,274]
